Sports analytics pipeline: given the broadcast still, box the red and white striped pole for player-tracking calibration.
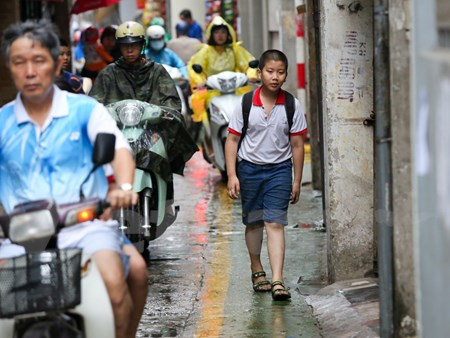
[295,1,307,142]
[295,2,306,109]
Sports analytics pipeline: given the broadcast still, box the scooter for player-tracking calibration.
[192,61,259,180]
[162,64,195,139]
[106,100,184,261]
[0,133,116,338]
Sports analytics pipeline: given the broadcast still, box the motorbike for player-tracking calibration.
[192,61,259,180]
[106,100,198,261]
[162,64,196,140]
[162,65,190,123]
[0,133,116,338]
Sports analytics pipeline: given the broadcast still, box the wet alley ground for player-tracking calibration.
[136,152,379,338]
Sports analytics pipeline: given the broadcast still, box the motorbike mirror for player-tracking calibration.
[192,64,203,74]
[93,133,116,169]
[248,60,259,69]
[80,133,116,199]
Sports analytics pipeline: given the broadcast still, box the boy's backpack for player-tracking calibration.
[237,90,295,150]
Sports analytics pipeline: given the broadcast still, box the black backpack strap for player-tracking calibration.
[237,91,254,150]
[284,90,295,131]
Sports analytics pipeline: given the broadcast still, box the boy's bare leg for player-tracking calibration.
[245,224,271,290]
[265,221,289,295]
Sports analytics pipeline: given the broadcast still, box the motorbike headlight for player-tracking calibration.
[218,76,237,93]
[117,103,144,127]
[9,210,56,243]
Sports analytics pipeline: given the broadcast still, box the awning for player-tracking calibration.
[70,0,122,15]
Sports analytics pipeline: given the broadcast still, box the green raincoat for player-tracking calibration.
[90,57,197,178]
[90,57,181,112]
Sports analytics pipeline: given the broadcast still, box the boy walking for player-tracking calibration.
[225,49,307,300]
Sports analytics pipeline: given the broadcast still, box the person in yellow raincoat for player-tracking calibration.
[188,16,258,124]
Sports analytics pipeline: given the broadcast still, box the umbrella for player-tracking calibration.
[71,0,122,15]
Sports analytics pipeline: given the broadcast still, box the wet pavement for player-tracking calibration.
[305,278,380,338]
[136,152,379,338]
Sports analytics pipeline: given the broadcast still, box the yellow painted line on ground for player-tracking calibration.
[195,187,234,337]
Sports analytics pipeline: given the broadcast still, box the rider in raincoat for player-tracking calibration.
[145,25,188,78]
[187,16,257,123]
[90,21,181,112]
[90,21,197,180]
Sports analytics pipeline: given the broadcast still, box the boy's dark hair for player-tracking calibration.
[180,9,193,20]
[258,49,288,71]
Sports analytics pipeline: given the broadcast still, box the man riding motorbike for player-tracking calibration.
[0,19,147,338]
[145,25,188,78]
[89,21,197,235]
[89,21,181,111]
[145,24,193,136]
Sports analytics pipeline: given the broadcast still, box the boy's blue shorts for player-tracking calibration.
[237,159,292,226]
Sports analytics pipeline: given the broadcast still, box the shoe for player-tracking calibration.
[271,281,291,301]
[251,271,271,292]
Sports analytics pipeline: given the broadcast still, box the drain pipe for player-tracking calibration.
[373,1,394,337]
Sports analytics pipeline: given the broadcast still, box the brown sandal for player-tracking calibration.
[251,271,271,292]
[271,281,291,301]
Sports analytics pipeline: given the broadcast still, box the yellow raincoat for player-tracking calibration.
[188,16,257,122]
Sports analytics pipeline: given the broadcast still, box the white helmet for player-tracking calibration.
[146,25,165,40]
[116,21,145,44]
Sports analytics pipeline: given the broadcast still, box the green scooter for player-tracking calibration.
[106,100,198,261]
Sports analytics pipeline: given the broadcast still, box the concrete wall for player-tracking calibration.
[237,0,268,58]
[238,0,283,57]
[320,0,374,282]
[390,0,416,336]
[305,0,324,191]
[118,0,139,22]
[239,0,297,95]
[280,0,298,96]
